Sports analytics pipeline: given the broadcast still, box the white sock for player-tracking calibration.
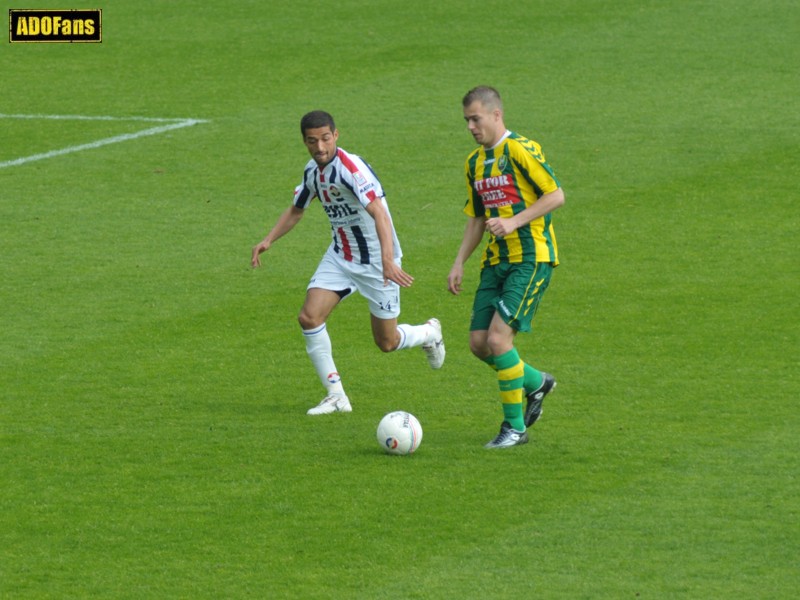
[303,324,345,395]
[395,323,434,350]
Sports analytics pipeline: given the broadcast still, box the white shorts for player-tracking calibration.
[308,247,401,319]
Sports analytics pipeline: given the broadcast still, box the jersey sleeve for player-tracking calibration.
[339,152,383,208]
[292,164,317,209]
[463,152,484,218]
[509,139,560,197]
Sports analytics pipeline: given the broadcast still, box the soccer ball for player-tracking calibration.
[376,411,422,455]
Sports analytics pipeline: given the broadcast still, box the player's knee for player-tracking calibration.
[373,330,400,353]
[469,342,486,359]
[486,331,513,356]
[469,334,490,359]
[375,337,398,353]
[297,310,322,330]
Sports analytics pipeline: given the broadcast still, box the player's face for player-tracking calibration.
[303,126,339,166]
[463,101,503,148]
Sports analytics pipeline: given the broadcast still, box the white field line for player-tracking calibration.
[0,114,209,169]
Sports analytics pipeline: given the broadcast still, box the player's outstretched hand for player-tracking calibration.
[384,262,414,288]
[447,264,464,295]
[251,239,271,268]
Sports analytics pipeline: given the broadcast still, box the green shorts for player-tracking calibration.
[470,261,554,333]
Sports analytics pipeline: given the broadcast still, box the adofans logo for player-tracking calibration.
[10,9,102,43]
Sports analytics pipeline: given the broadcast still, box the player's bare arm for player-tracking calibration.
[448,215,486,295]
[251,205,305,267]
[485,188,565,239]
[366,200,414,288]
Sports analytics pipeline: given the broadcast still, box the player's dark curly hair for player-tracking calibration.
[300,110,336,136]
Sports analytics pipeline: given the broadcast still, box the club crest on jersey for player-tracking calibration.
[497,155,508,171]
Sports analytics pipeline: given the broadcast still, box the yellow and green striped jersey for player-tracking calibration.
[464,131,560,267]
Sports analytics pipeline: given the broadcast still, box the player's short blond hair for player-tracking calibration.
[462,86,503,111]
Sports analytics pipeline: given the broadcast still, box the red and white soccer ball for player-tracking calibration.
[377,411,422,455]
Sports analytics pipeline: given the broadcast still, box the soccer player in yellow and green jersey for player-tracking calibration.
[464,130,560,267]
[448,86,565,448]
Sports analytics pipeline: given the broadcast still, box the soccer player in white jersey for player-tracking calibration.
[252,110,445,415]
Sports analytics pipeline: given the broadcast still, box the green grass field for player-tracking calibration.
[2,1,798,597]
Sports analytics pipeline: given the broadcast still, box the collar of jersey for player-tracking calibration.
[485,130,511,152]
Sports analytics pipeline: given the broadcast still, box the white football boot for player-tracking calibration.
[484,421,529,449]
[307,393,352,415]
[422,318,445,369]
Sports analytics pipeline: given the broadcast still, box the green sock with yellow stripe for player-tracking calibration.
[494,348,526,431]
[483,354,543,395]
